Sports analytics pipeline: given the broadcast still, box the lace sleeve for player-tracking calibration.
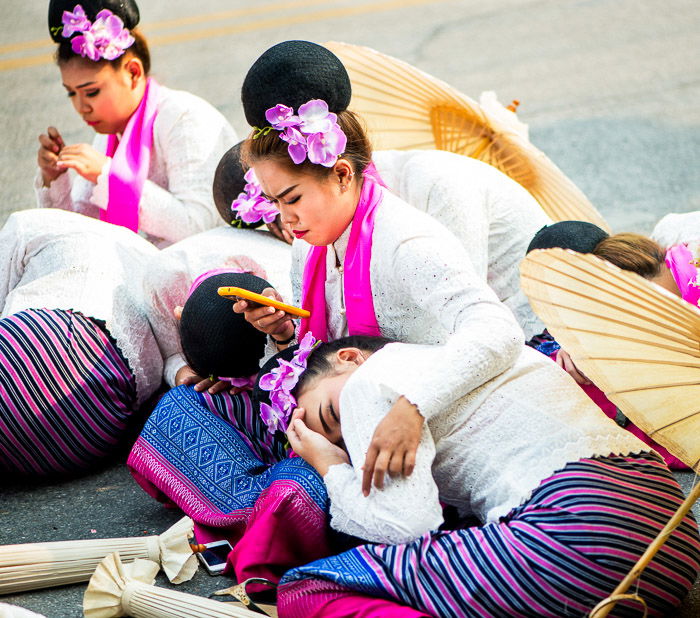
[323,371,443,544]
[137,105,237,245]
[381,210,523,420]
[142,253,191,385]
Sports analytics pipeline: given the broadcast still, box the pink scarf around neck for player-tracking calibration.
[101,78,160,232]
[666,243,700,307]
[298,166,385,341]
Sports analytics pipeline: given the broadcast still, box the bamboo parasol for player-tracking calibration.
[520,248,700,616]
[325,41,611,233]
[0,517,197,594]
[83,553,263,617]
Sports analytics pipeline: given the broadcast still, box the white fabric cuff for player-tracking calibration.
[34,168,71,207]
[164,353,187,388]
[90,157,112,210]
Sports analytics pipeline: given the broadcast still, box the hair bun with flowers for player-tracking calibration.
[230,168,279,225]
[258,99,347,168]
[59,4,135,61]
[257,332,320,433]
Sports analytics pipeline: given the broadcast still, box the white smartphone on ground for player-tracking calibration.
[195,540,233,575]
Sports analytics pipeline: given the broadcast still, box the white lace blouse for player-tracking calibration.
[374,150,552,339]
[142,227,292,386]
[0,209,163,405]
[33,86,237,248]
[652,211,700,248]
[325,343,647,545]
[288,187,524,419]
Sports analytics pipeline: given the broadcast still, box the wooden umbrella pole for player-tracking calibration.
[590,480,700,618]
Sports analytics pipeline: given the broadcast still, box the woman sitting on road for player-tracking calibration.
[36,0,236,247]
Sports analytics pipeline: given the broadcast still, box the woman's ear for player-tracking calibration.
[335,347,366,368]
[124,57,144,88]
[333,159,355,191]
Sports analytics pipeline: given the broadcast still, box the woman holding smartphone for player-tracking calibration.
[36,0,236,247]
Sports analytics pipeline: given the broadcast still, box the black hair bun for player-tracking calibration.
[212,141,264,229]
[48,0,140,42]
[180,272,269,379]
[526,220,610,255]
[241,40,351,128]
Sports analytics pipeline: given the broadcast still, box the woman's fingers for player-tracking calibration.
[39,133,60,153]
[47,126,65,149]
[387,450,404,478]
[403,449,416,477]
[558,349,591,385]
[372,451,391,491]
[207,381,230,395]
[194,377,215,392]
[362,446,378,496]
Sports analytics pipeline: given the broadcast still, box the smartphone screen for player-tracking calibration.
[197,540,233,574]
[201,543,230,566]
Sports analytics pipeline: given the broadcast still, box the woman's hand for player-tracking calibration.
[287,408,349,476]
[267,215,294,245]
[56,143,108,184]
[233,287,295,344]
[555,348,591,385]
[173,364,231,394]
[362,396,423,496]
[37,127,67,186]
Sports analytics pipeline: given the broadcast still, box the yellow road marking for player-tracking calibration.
[0,0,448,73]
[0,0,331,55]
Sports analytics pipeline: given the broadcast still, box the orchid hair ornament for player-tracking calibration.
[230,169,278,225]
[256,332,320,433]
[59,4,135,61]
[260,99,348,167]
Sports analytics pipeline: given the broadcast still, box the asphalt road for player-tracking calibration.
[1,1,699,616]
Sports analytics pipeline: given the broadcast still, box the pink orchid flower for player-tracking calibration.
[298,99,334,134]
[61,5,91,37]
[265,104,300,129]
[307,125,348,167]
[280,127,309,165]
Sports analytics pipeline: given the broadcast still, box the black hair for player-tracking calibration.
[212,142,265,229]
[49,0,150,73]
[179,272,269,379]
[241,40,351,128]
[526,220,610,254]
[253,335,394,409]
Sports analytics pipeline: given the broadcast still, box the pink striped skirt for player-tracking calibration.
[0,309,137,477]
[279,453,700,617]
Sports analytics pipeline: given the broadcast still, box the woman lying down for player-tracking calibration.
[259,335,700,618]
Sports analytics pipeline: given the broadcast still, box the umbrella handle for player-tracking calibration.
[589,479,700,617]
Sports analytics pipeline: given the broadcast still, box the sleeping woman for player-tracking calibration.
[263,334,700,618]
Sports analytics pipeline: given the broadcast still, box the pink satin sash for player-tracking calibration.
[299,165,385,340]
[101,78,160,232]
[666,244,700,307]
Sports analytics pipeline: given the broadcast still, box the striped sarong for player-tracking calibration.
[0,308,137,477]
[279,453,700,617]
[128,384,333,585]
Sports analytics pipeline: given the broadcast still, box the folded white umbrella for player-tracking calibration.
[84,553,262,617]
[0,517,197,594]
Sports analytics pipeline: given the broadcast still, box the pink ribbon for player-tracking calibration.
[299,164,384,340]
[666,244,700,307]
[101,78,160,232]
